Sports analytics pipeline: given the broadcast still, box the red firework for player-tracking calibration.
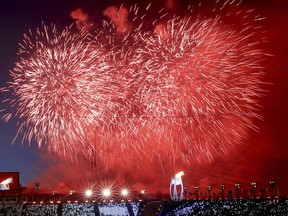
[1,0,266,170]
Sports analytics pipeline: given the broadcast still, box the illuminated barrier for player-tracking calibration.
[170,171,184,201]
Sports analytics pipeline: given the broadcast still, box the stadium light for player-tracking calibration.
[121,189,128,196]
[220,184,225,199]
[85,189,93,197]
[141,188,147,194]
[35,182,40,202]
[184,187,188,200]
[235,184,240,199]
[269,180,275,199]
[195,186,199,200]
[251,182,257,199]
[102,188,111,197]
[207,185,211,199]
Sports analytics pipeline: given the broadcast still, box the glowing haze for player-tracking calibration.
[1,0,266,172]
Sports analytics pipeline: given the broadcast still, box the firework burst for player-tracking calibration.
[4,24,122,160]
[132,15,265,164]
[1,0,266,170]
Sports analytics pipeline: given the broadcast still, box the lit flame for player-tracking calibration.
[175,171,184,179]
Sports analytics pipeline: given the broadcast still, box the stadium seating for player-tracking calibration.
[0,199,287,215]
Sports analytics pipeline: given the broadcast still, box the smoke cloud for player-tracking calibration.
[103,5,131,33]
[70,8,91,30]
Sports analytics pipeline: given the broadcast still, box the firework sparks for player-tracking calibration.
[1,0,266,170]
[4,24,123,161]
[132,15,265,164]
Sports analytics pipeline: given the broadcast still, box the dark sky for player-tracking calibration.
[0,0,287,195]
[0,0,74,187]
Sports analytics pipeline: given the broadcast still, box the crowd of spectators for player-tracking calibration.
[62,203,95,216]
[0,199,288,215]
[168,199,288,216]
[130,202,141,216]
[21,204,58,216]
[98,202,129,216]
[0,204,22,215]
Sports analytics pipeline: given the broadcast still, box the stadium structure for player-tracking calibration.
[1,172,288,215]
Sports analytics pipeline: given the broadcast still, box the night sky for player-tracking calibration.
[0,0,287,195]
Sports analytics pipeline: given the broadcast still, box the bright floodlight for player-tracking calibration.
[121,189,128,196]
[102,188,111,197]
[85,189,93,197]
